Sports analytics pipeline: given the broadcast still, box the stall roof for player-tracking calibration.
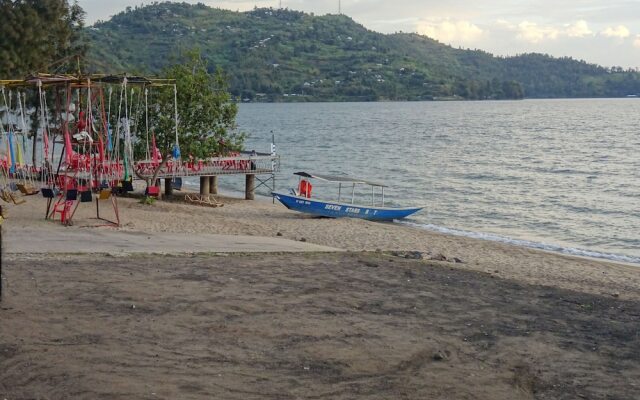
[1,74,174,88]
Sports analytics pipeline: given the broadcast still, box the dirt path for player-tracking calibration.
[1,253,638,399]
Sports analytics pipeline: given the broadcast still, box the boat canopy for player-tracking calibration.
[294,172,387,187]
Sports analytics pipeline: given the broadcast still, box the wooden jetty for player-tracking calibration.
[135,152,279,200]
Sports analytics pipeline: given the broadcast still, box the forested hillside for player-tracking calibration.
[83,2,640,101]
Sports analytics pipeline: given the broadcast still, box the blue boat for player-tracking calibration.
[272,172,423,221]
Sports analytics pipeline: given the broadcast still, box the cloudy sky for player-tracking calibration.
[78,0,640,68]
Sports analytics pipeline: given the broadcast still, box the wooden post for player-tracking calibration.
[164,178,173,197]
[200,176,210,195]
[245,174,255,200]
[209,176,218,195]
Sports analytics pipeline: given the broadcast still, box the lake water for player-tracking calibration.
[232,99,640,264]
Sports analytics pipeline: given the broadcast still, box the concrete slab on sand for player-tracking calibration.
[4,227,342,254]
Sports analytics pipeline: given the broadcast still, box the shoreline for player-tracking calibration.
[398,220,640,267]
[3,192,640,301]
[237,97,640,104]
[185,180,640,267]
[177,170,640,267]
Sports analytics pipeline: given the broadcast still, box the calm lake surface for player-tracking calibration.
[234,99,640,264]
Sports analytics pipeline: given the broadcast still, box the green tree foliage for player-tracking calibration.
[77,3,637,101]
[0,0,87,78]
[141,50,243,162]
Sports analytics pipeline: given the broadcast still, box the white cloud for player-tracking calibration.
[634,35,640,49]
[497,20,594,43]
[517,21,559,43]
[417,19,484,44]
[565,20,592,37]
[600,25,630,38]
[495,19,515,29]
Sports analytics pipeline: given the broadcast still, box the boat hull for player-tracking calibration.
[272,192,423,221]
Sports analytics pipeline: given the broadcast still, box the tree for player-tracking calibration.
[501,80,525,99]
[0,0,87,78]
[145,50,243,158]
[139,50,244,193]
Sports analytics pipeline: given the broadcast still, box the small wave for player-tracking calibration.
[532,167,593,175]
[398,221,640,265]
[457,172,522,182]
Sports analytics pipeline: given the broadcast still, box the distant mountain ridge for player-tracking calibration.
[85,2,640,101]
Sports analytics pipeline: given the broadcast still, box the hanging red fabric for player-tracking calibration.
[63,86,75,165]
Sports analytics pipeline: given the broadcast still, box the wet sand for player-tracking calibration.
[1,252,639,399]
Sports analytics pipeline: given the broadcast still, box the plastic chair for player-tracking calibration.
[51,200,74,224]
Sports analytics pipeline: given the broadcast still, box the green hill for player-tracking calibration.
[85,2,640,101]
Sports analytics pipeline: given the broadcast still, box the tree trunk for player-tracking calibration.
[134,154,171,200]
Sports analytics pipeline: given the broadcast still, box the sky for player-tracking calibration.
[78,0,640,68]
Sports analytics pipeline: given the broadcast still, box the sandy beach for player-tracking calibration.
[4,193,640,300]
[1,193,639,399]
[2,1,638,398]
